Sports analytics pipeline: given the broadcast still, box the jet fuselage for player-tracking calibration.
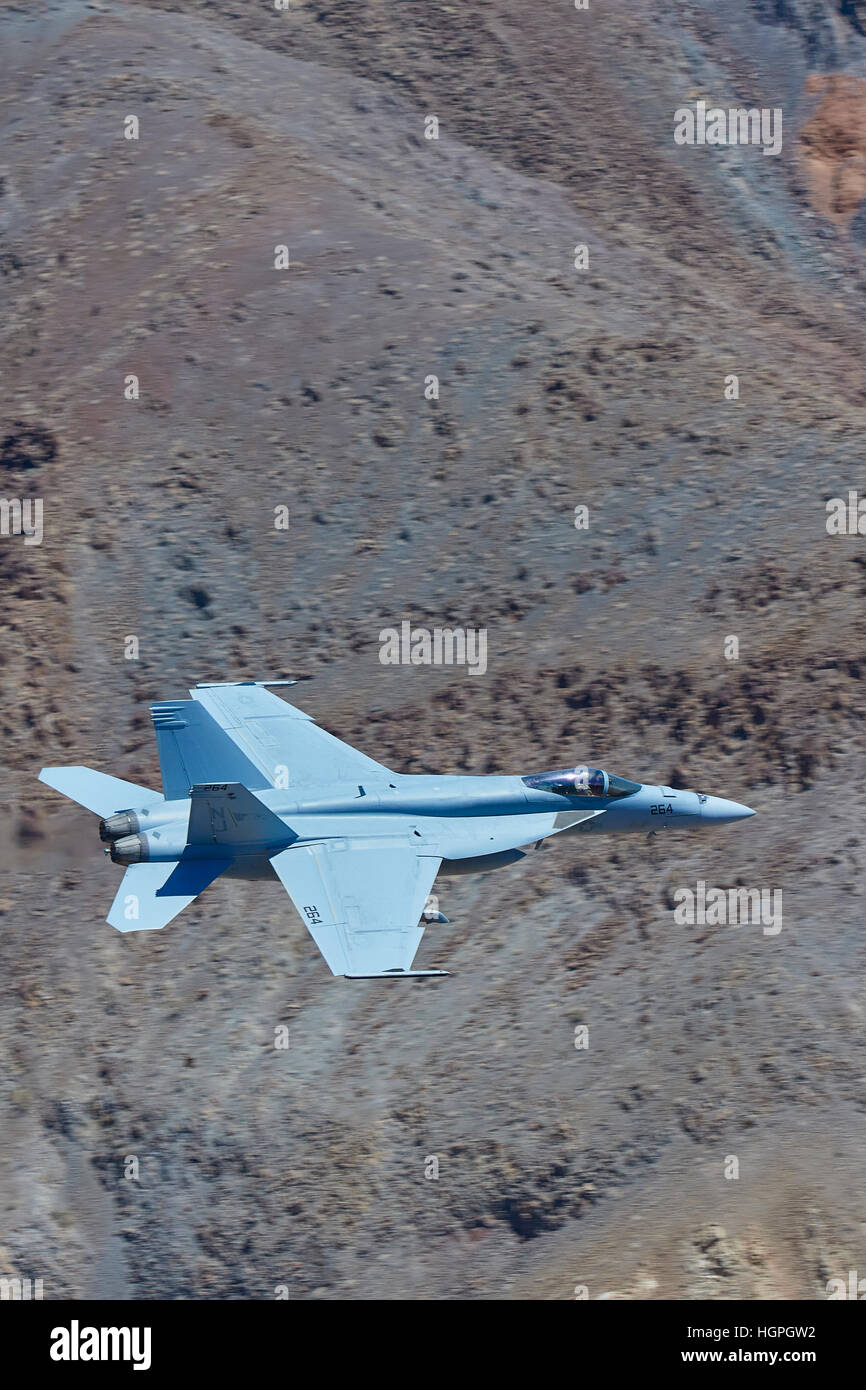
[101,773,753,880]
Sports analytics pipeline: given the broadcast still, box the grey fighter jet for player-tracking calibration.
[39,681,755,978]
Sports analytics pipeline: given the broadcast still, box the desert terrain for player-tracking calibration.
[1,0,865,1298]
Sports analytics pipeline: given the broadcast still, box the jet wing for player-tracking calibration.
[191,683,393,789]
[270,839,445,977]
[150,699,271,799]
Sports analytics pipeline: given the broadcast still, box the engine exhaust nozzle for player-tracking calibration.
[99,810,140,842]
[110,833,146,865]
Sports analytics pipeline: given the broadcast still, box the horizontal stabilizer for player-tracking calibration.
[107,859,228,932]
[187,782,291,849]
[39,766,161,817]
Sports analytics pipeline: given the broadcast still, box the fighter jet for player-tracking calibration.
[38,681,755,979]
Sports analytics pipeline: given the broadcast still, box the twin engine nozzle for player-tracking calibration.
[99,811,147,864]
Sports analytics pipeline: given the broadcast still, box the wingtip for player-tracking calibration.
[193,679,299,688]
[344,969,452,979]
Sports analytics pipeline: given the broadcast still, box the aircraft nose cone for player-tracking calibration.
[701,796,755,823]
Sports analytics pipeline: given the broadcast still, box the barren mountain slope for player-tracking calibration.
[1,0,865,1299]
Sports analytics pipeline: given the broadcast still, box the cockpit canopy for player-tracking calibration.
[522,767,641,799]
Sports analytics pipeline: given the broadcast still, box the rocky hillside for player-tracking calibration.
[1,0,865,1298]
